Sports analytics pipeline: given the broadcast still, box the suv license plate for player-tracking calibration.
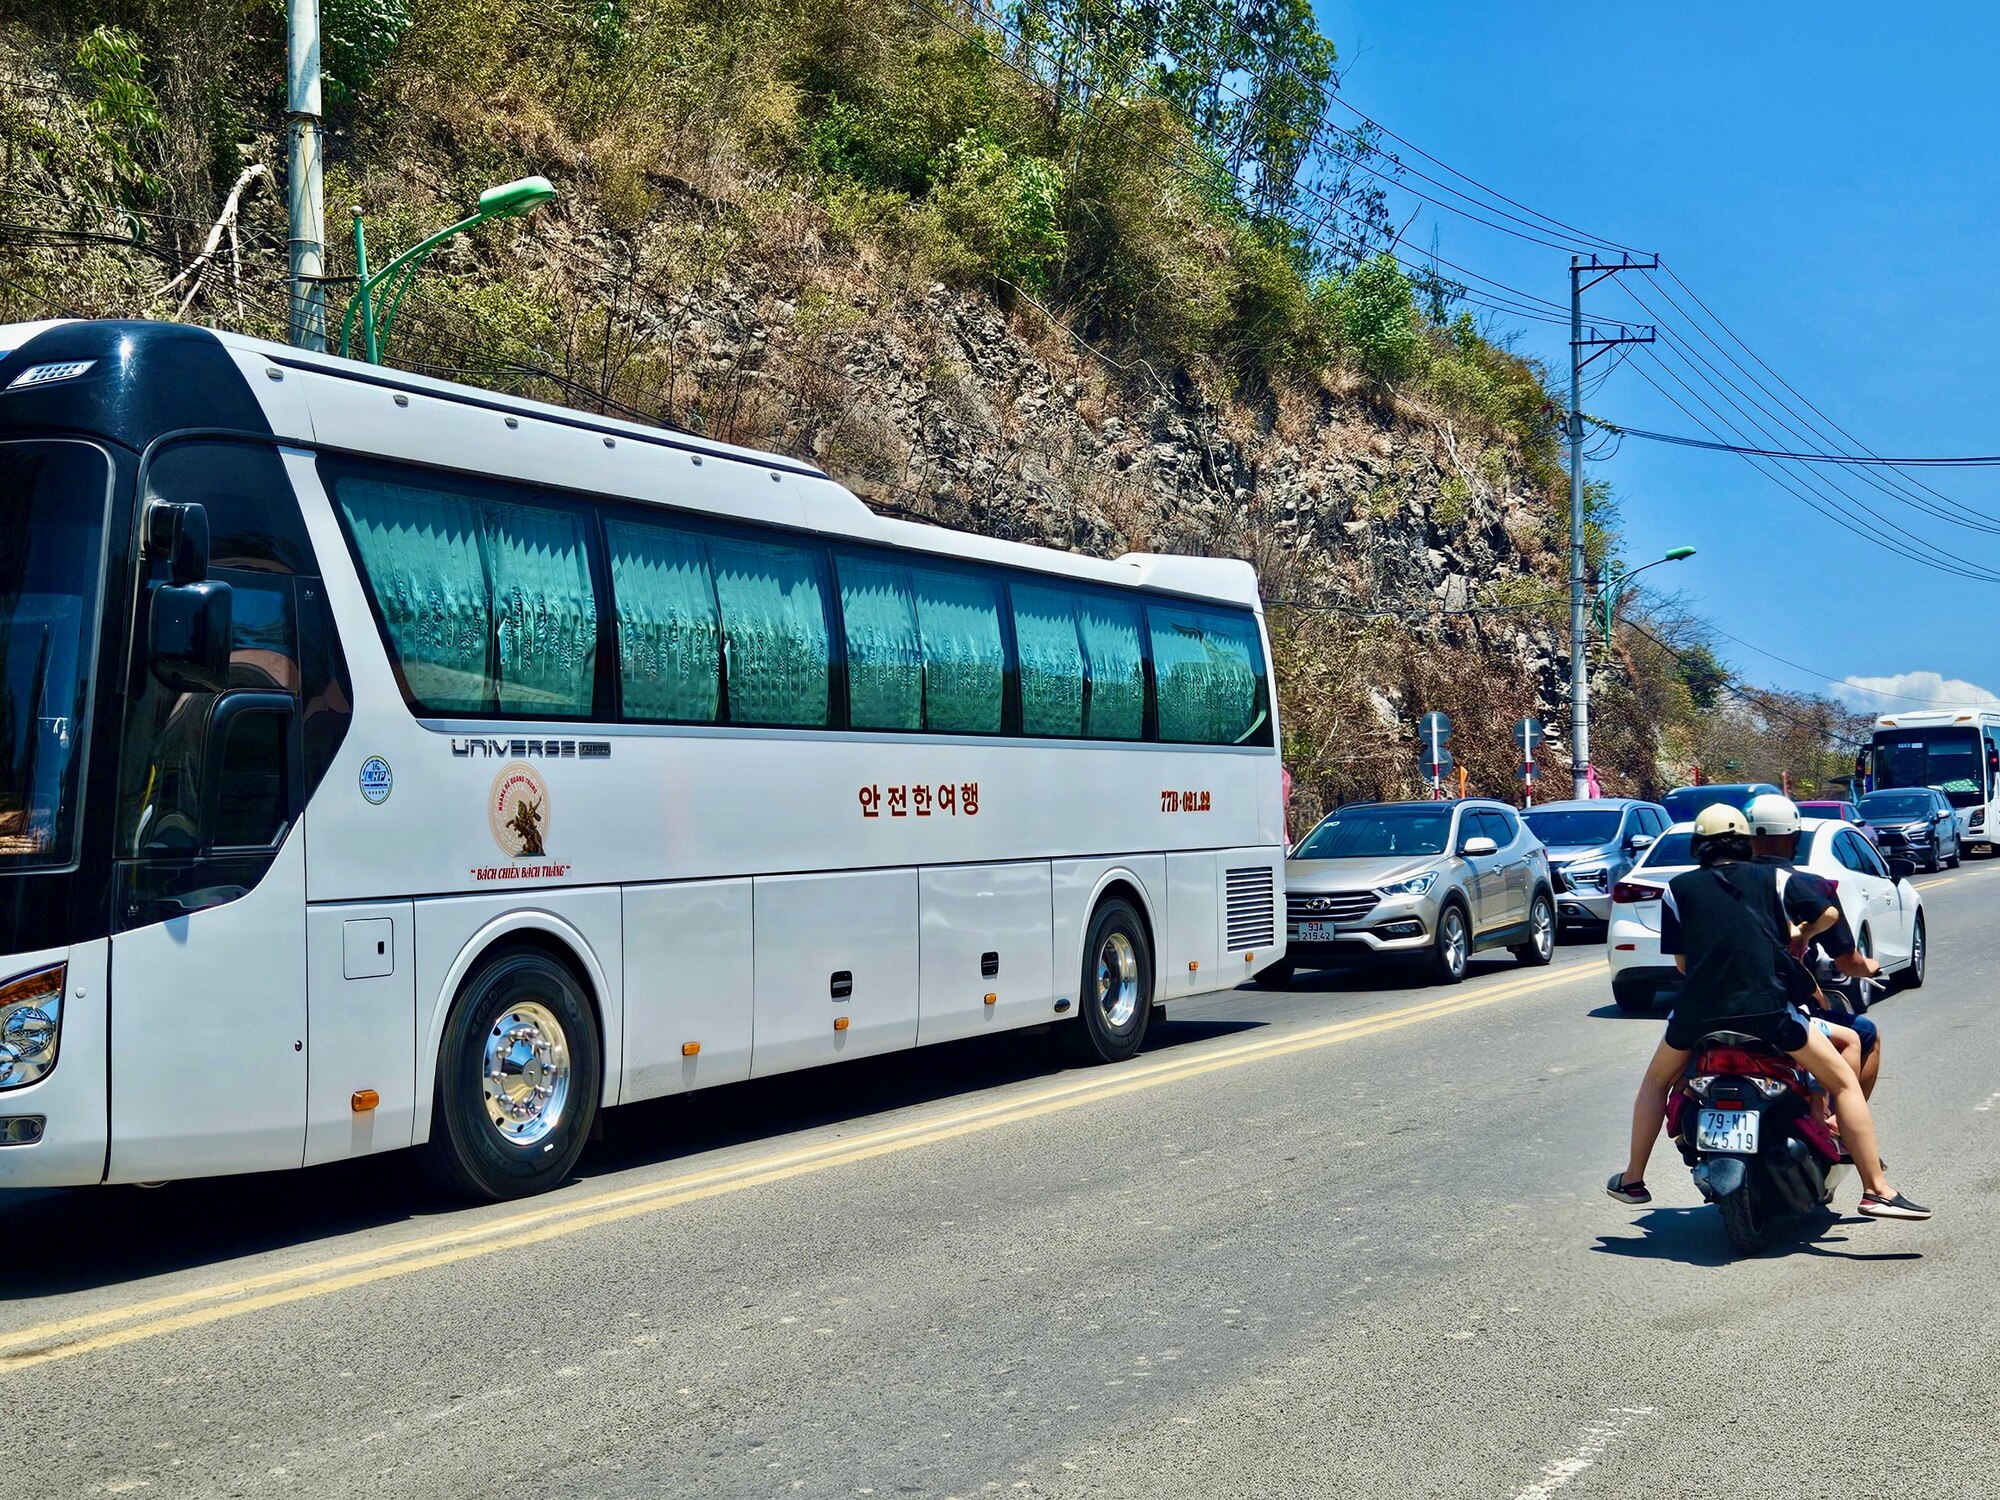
[1294,920,1338,942]
[1696,1108,1759,1155]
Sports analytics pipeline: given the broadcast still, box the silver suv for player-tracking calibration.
[1267,799,1555,986]
[1521,797,1670,929]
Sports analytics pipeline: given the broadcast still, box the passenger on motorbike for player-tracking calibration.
[1744,793,1882,1101]
[1606,804,1929,1220]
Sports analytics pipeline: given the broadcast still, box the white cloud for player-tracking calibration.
[1830,671,2000,715]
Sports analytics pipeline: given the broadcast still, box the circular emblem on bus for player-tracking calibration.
[358,755,393,805]
[489,762,551,859]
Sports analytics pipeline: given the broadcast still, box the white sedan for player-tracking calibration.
[1606,818,1928,1013]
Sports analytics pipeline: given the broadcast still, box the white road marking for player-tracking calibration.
[1509,1408,1656,1500]
[1976,1092,2000,1114]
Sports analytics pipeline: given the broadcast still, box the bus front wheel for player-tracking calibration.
[1061,898,1154,1065]
[423,946,603,1201]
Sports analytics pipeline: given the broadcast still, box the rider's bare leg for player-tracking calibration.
[1621,1039,1692,1189]
[1790,1027,1893,1199]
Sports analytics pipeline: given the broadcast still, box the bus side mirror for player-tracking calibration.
[145,500,211,585]
[149,578,232,693]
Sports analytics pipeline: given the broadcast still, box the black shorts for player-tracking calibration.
[1664,1005,1811,1054]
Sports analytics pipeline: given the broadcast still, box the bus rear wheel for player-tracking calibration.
[423,946,603,1201]
[1061,898,1154,1065]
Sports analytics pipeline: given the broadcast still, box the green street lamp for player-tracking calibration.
[340,176,557,364]
[1597,545,1695,645]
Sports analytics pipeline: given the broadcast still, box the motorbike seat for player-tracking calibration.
[1698,1029,1766,1047]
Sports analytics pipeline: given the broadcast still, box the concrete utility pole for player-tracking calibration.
[286,0,326,350]
[1567,255,1656,798]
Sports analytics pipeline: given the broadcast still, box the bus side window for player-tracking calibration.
[709,534,832,728]
[1012,584,1085,737]
[1147,603,1269,746]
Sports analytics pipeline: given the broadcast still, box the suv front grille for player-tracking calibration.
[1287,892,1379,926]
[1224,867,1276,950]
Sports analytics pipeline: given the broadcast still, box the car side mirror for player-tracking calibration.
[145,500,211,585]
[1627,833,1655,852]
[1460,835,1499,857]
[1886,856,1917,881]
[149,577,232,693]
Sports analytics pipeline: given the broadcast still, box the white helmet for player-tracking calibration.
[1744,793,1801,838]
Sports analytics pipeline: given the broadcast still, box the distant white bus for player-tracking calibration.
[1865,708,2000,855]
[0,319,1284,1199]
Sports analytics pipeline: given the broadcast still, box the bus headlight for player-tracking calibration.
[0,964,64,1089]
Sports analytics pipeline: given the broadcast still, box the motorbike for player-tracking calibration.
[1666,1029,1850,1254]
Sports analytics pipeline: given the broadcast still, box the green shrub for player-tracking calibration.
[75,24,162,206]
[929,130,1066,289]
[1328,253,1423,383]
[324,0,410,104]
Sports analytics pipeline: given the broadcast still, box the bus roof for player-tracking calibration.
[0,318,1262,608]
[1872,709,2000,730]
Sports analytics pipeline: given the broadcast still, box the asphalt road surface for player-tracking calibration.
[5,865,1998,1498]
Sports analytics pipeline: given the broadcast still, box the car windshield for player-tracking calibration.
[1859,792,1933,820]
[1636,831,1696,870]
[1869,728,1985,808]
[1522,809,1621,845]
[1294,806,1452,858]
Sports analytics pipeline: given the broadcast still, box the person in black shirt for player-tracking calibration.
[1744,794,1882,1100]
[1606,804,1929,1221]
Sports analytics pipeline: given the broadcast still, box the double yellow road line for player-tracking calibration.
[0,957,1606,1374]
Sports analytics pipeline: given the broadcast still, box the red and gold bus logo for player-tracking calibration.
[488,762,550,858]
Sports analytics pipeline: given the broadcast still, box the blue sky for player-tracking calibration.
[1318,4,2000,712]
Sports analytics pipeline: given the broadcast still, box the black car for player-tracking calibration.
[1856,786,1961,873]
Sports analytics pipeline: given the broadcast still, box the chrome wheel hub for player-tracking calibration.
[1443,911,1466,971]
[1096,931,1140,1030]
[483,1001,571,1147]
[1533,900,1553,956]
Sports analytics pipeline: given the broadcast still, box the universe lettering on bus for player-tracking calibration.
[859,782,980,818]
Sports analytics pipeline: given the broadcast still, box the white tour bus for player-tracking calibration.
[1865,708,2000,856]
[0,319,1284,1199]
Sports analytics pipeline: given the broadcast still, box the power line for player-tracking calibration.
[1588,418,2000,467]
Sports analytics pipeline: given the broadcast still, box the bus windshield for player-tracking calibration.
[0,442,109,869]
[1871,728,1986,808]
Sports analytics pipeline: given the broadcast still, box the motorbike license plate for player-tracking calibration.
[1696,1108,1759,1155]
[1294,920,1338,942]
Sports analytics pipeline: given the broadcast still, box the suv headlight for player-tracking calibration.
[1566,864,1609,890]
[1379,870,1440,899]
[0,964,64,1090]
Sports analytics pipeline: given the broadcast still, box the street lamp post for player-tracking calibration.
[1596,545,1696,651]
[340,176,556,364]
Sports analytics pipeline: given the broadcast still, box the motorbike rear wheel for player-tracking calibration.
[1717,1169,1775,1255]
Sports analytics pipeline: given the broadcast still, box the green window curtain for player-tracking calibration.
[912,568,1005,733]
[486,500,598,716]
[1077,595,1145,740]
[1150,604,1265,744]
[839,556,922,731]
[1012,583,1084,736]
[606,519,720,722]
[336,478,491,712]
[711,537,830,726]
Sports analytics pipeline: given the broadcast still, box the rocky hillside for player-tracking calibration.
[0,0,1632,816]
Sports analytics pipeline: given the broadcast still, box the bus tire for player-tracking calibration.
[423,945,603,1202]
[1061,897,1154,1065]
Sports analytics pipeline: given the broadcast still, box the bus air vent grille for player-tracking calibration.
[1224,867,1276,950]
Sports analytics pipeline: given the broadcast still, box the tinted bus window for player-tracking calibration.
[606,518,721,723]
[838,555,923,732]
[911,567,1005,734]
[1013,584,1085,737]
[1149,603,1268,745]
[1077,594,1145,740]
[329,465,598,717]
[709,535,831,727]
